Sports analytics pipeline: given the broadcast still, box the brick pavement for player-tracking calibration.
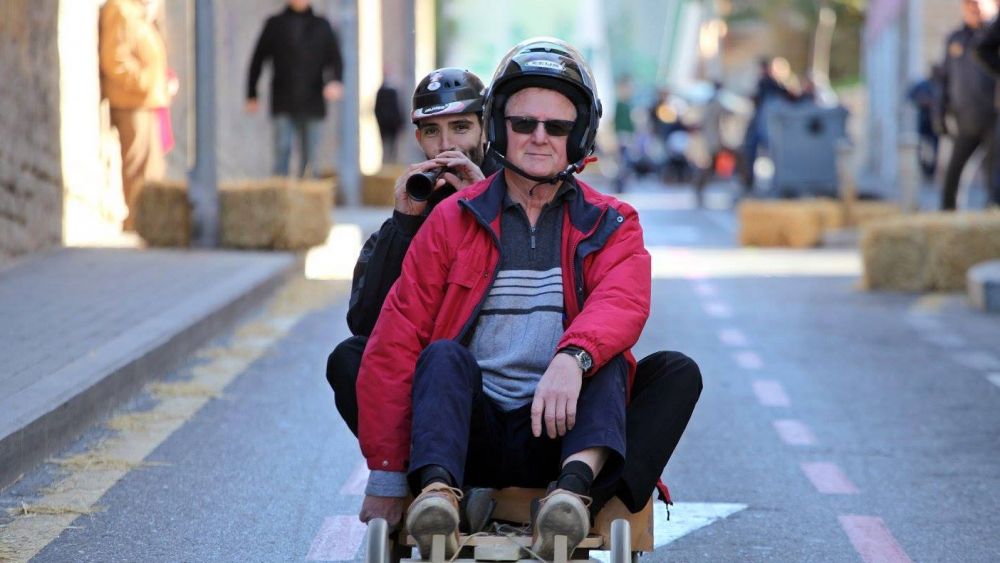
[0,247,296,487]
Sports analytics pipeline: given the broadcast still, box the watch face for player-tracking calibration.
[579,351,593,371]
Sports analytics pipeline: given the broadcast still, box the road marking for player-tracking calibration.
[953,351,1000,371]
[734,350,764,370]
[920,332,966,348]
[911,294,951,314]
[340,461,370,496]
[904,315,943,332]
[773,419,817,446]
[800,462,859,494]
[718,328,747,347]
[988,373,1000,389]
[752,380,790,407]
[838,515,914,563]
[0,278,347,562]
[590,502,747,561]
[306,515,368,561]
[694,282,716,297]
[703,302,732,319]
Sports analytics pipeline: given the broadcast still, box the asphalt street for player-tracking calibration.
[2,181,999,562]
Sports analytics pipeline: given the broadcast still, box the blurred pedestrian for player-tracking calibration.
[693,81,731,204]
[973,0,1000,208]
[246,0,344,178]
[907,66,943,181]
[98,0,172,231]
[939,0,997,210]
[612,76,635,193]
[741,57,795,193]
[374,78,404,164]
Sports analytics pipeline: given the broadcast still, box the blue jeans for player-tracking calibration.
[272,113,323,178]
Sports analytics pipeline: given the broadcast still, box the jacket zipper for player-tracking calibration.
[456,199,502,344]
[568,206,610,315]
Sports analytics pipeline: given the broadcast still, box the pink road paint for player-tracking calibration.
[306,515,368,561]
[752,380,790,407]
[703,302,732,319]
[694,282,716,297]
[339,461,370,496]
[800,462,859,494]
[718,328,748,347]
[838,515,914,563]
[735,350,764,370]
[772,419,817,446]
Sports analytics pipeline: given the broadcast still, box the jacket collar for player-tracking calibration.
[464,172,604,234]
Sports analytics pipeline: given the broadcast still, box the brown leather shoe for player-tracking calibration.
[530,489,591,561]
[405,482,463,560]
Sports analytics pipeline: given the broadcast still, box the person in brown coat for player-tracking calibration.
[99,0,173,230]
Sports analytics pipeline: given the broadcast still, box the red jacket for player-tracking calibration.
[357,173,652,473]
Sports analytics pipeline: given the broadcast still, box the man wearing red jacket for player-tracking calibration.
[357,38,683,560]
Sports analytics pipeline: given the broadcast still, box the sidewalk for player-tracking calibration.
[0,246,297,489]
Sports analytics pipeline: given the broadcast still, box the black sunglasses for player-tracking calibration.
[505,116,575,137]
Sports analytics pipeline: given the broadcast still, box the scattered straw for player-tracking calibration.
[148,382,221,399]
[51,453,166,473]
[106,411,182,433]
[0,540,16,562]
[8,502,102,517]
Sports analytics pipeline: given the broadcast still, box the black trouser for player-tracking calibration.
[327,336,702,512]
[943,129,993,210]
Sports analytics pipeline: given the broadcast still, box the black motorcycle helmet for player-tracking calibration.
[483,37,602,168]
[411,68,486,123]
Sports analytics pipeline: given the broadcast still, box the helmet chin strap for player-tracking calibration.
[493,151,580,186]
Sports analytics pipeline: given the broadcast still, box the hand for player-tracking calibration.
[323,81,344,101]
[393,160,448,216]
[433,150,486,189]
[245,99,260,114]
[166,75,179,98]
[531,353,583,439]
[360,495,405,531]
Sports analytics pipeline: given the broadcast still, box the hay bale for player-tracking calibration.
[738,199,844,248]
[135,179,190,247]
[847,200,901,226]
[220,177,332,250]
[862,211,1000,291]
[362,164,404,206]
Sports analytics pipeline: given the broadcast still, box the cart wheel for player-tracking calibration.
[609,519,631,563]
[366,518,390,563]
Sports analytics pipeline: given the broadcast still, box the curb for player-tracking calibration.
[0,254,300,490]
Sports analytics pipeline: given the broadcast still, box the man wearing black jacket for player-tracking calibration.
[939,0,997,210]
[246,0,343,178]
[327,68,701,532]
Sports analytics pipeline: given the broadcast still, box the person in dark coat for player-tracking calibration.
[973,0,1000,208]
[374,79,404,164]
[741,57,795,193]
[907,66,943,181]
[246,0,343,178]
[938,0,997,210]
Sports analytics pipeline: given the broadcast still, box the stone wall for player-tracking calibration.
[0,0,64,264]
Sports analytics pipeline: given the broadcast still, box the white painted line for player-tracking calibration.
[734,350,764,370]
[752,380,790,407]
[306,516,368,561]
[718,328,748,347]
[339,461,370,496]
[839,514,914,563]
[800,462,859,494]
[988,373,1000,389]
[904,315,943,332]
[703,301,732,319]
[694,282,717,297]
[919,332,966,349]
[683,270,708,281]
[953,351,1000,371]
[773,419,817,446]
[590,502,748,561]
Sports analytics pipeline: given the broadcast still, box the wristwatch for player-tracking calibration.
[559,347,593,373]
